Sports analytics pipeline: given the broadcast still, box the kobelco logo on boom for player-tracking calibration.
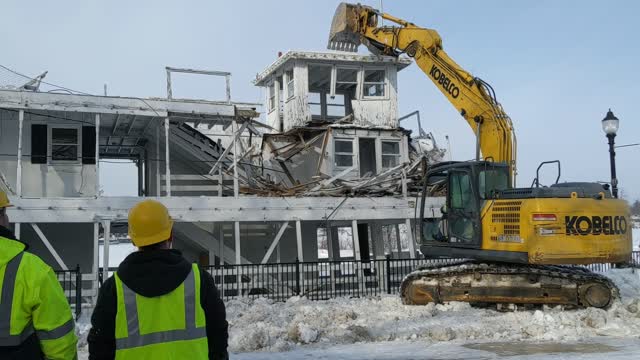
[565,215,627,236]
[429,65,460,99]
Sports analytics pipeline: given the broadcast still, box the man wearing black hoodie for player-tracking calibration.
[88,200,228,359]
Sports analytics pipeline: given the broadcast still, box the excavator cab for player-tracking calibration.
[419,161,510,252]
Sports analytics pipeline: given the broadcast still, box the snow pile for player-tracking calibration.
[227,268,640,353]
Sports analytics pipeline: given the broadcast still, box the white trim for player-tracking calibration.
[7,196,445,223]
[267,80,276,114]
[164,118,171,196]
[285,67,295,101]
[95,114,101,196]
[381,139,402,169]
[333,137,355,169]
[16,110,23,196]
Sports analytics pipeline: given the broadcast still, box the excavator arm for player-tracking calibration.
[328,3,517,182]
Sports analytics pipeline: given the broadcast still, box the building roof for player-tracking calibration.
[254,50,413,86]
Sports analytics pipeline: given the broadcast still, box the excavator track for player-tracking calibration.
[400,261,619,309]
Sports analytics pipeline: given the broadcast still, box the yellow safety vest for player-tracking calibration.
[0,236,77,359]
[114,263,208,359]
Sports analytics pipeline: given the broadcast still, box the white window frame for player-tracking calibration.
[335,66,360,101]
[333,137,355,168]
[267,81,276,113]
[381,139,401,169]
[48,124,82,164]
[285,68,295,101]
[362,67,387,99]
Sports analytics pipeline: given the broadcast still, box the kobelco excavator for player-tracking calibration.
[329,3,631,309]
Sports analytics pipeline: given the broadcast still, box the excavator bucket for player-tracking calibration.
[327,2,362,52]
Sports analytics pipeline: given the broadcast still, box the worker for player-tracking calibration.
[0,190,78,359]
[89,199,228,360]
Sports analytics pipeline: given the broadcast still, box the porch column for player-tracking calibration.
[164,117,171,196]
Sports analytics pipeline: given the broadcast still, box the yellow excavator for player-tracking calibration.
[329,3,631,309]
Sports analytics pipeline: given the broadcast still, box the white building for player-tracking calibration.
[0,52,444,302]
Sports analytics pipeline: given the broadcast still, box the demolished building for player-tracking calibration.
[0,50,446,304]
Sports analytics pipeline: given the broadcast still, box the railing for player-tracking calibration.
[90,251,640,303]
[203,252,640,302]
[54,264,82,318]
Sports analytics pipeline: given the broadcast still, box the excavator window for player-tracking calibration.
[448,171,477,244]
[450,172,473,211]
[479,169,509,199]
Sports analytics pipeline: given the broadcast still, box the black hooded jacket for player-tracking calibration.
[88,249,228,359]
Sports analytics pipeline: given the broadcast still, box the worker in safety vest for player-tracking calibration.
[88,199,228,360]
[0,190,78,359]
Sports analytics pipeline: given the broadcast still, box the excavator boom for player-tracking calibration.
[328,2,517,183]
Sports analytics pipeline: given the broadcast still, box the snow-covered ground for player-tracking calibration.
[222,268,640,359]
[234,338,640,359]
[76,268,640,359]
[78,259,640,359]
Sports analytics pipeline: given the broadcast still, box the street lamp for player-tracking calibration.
[601,109,620,198]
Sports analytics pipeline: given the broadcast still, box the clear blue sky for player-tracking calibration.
[2,0,639,199]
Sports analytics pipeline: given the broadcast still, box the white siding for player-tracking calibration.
[284,61,310,131]
[351,64,398,128]
[0,110,97,198]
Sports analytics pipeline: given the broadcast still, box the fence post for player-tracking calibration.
[295,258,301,296]
[386,254,392,295]
[75,264,82,318]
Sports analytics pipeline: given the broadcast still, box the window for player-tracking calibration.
[326,94,346,117]
[50,127,80,162]
[268,82,275,112]
[381,141,401,168]
[479,169,509,199]
[382,225,399,255]
[336,67,358,100]
[334,139,354,167]
[285,69,294,99]
[363,68,385,97]
[309,92,322,117]
[317,227,329,259]
[450,172,474,211]
[276,76,284,115]
[337,226,354,258]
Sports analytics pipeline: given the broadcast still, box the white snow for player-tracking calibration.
[633,227,640,250]
[76,268,640,359]
[226,268,640,355]
[232,338,640,359]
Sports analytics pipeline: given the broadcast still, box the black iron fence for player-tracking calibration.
[88,251,640,303]
[203,252,640,302]
[54,264,82,318]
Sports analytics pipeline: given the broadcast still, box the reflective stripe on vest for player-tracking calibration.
[0,253,35,346]
[115,268,206,350]
[0,252,75,347]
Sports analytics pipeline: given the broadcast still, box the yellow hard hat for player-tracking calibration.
[128,200,173,247]
[0,190,12,209]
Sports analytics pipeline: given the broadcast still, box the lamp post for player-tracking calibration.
[601,109,620,198]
